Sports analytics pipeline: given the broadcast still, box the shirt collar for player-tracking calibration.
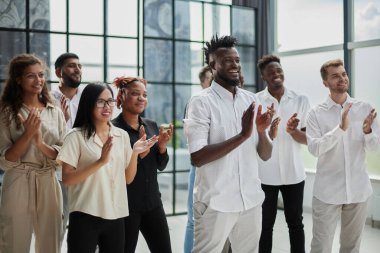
[262,87,294,101]
[325,93,355,109]
[211,80,240,101]
[114,113,146,132]
[46,102,55,108]
[93,122,121,147]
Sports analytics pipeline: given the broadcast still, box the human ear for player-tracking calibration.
[55,68,62,78]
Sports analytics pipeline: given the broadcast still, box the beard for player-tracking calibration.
[62,71,81,88]
[217,72,240,87]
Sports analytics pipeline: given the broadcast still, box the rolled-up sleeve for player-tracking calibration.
[306,109,344,157]
[364,119,380,152]
[52,108,67,153]
[0,118,20,171]
[56,131,80,169]
[184,96,210,154]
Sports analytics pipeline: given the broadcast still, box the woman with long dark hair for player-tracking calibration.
[57,83,157,253]
[0,54,66,253]
[112,76,173,253]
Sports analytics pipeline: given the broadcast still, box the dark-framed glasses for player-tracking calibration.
[96,99,116,108]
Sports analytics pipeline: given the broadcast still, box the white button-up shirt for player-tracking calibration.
[306,95,379,204]
[51,86,83,129]
[257,88,310,185]
[51,87,83,181]
[184,81,265,212]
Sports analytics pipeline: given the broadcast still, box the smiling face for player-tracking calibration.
[323,65,349,94]
[18,63,45,96]
[58,58,82,88]
[121,81,148,115]
[211,47,241,89]
[261,61,284,89]
[93,88,114,123]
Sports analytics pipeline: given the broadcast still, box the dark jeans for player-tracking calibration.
[259,181,305,253]
[67,211,125,253]
[124,205,172,253]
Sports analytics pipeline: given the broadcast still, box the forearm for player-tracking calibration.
[36,142,59,160]
[289,129,307,145]
[4,133,34,162]
[63,160,105,186]
[191,133,246,167]
[257,131,272,161]
[307,125,343,157]
[125,152,139,184]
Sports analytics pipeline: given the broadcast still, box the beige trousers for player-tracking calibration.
[0,167,63,253]
[310,197,368,253]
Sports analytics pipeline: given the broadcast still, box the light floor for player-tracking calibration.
[31,210,380,253]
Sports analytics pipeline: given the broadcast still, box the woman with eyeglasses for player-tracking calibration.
[112,76,173,253]
[0,54,66,253]
[56,83,158,253]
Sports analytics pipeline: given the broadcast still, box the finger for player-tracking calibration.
[257,104,263,116]
[17,113,26,123]
[168,124,174,135]
[139,134,147,141]
[291,112,298,119]
[139,125,145,137]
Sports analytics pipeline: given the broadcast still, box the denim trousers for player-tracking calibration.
[184,166,196,253]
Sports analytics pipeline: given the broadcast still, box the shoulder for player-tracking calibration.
[287,89,308,100]
[111,126,130,139]
[66,128,83,137]
[141,117,157,127]
[63,128,85,144]
[188,89,211,107]
[238,88,259,103]
[111,113,124,127]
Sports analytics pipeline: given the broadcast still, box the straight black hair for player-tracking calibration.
[73,83,114,139]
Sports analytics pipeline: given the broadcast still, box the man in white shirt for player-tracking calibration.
[257,55,310,253]
[184,34,274,253]
[306,59,379,253]
[51,52,83,242]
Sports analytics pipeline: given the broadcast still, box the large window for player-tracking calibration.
[0,0,257,214]
[276,0,380,177]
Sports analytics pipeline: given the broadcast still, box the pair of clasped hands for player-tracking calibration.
[340,103,377,134]
[100,123,174,163]
[18,107,44,147]
[241,102,276,139]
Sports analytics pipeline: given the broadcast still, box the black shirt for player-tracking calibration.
[112,114,169,212]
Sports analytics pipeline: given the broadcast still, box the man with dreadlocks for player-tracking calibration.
[184,34,274,252]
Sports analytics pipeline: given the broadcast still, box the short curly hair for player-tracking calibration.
[204,34,238,65]
[257,55,281,73]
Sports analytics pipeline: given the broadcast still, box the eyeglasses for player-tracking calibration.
[96,99,116,108]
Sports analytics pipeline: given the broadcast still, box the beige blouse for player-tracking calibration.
[57,125,132,220]
[0,103,67,171]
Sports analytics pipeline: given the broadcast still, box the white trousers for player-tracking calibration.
[310,197,368,253]
[192,202,262,253]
